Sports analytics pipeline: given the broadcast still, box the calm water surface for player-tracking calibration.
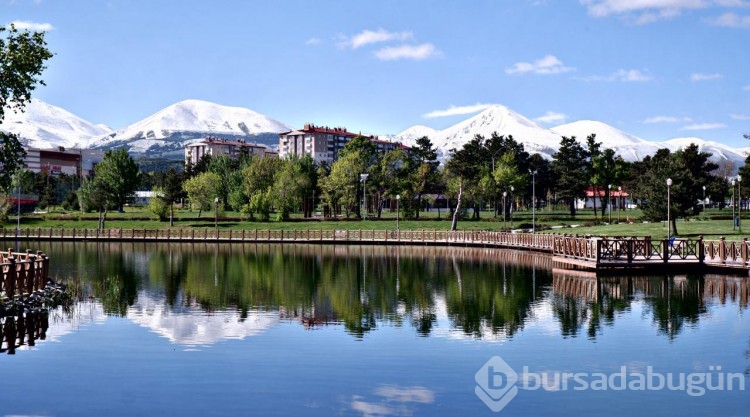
[1,241,748,416]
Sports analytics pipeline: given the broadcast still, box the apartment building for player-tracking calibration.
[278,124,407,164]
[185,136,278,166]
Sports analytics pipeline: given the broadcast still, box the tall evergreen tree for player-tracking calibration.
[551,136,588,217]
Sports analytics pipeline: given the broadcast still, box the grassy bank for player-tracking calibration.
[3,206,745,239]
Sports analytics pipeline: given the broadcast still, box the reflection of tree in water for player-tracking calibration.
[444,256,544,339]
[551,272,709,340]
[643,276,706,340]
[61,243,742,341]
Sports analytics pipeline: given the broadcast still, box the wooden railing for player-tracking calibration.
[0,227,559,250]
[1,249,49,299]
[4,227,750,270]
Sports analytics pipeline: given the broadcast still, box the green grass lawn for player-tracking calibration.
[5,206,746,239]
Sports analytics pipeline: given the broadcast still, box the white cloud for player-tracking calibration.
[743,85,750,90]
[7,20,54,31]
[582,0,750,23]
[643,115,693,123]
[691,72,723,81]
[339,29,413,49]
[615,69,652,81]
[505,55,574,75]
[680,122,727,130]
[535,111,568,124]
[731,113,750,120]
[423,103,495,118]
[710,12,750,27]
[374,43,441,61]
[304,38,321,46]
[582,69,652,82]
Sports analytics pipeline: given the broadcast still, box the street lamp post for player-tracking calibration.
[396,194,400,231]
[533,172,537,233]
[732,180,737,230]
[510,186,514,229]
[214,197,219,230]
[738,176,742,233]
[618,186,622,223]
[360,174,368,220]
[702,185,706,215]
[608,184,612,224]
[666,178,672,238]
[16,179,21,251]
[502,191,507,231]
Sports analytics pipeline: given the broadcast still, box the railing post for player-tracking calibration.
[743,238,748,266]
[627,239,634,264]
[663,239,669,263]
[7,256,16,298]
[719,237,726,264]
[596,239,602,264]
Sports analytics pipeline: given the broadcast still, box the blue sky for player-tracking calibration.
[4,0,750,146]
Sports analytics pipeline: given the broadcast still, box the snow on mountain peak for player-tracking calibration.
[108,99,290,141]
[0,98,111,149]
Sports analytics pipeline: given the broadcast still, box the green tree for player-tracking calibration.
[94,148,142,212]
[445,135,484,230]
[272,159,310,220]
[183,171,221,217]
[0,24,53,192]
[410,136,440,218]
[156,168,185,226]
[320,150,366,218]
[551,136,588,217]
[635,144,718,235]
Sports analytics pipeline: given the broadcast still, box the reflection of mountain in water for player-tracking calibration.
[33,242,749,345]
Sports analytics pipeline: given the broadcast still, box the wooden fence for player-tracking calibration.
[0,249,49,299]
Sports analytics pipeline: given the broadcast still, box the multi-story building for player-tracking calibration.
[24,146,104,177]
[278,124,407,164]
[184,136,278,166]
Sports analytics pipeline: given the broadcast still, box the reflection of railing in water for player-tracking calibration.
[0,311,49,355]
[1,249,50,298]
[552,269,747,308]
[31,240,556,271]
[703,275,749,308]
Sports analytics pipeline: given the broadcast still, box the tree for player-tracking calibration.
[0,24,53,193]
[272,160,310,220]
[94,148,142,212]
[551,136,588,217]
[410,136,440,218]
[635,144,718,235]
[320,150,366,218]
[445,135,484,230]
[157,168,185,226]
[183,172,221,217]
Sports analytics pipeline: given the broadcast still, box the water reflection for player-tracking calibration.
[1,311,49,355]
[350,385,435,416]
[19,242,750,346]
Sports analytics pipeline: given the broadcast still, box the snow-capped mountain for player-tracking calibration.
[550,120,663,162]
[396,105,561,160]
[0,99,112,149]
[88,99,291,157]
[393,106,748,168]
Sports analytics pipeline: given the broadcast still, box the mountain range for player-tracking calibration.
[1,99,747,169]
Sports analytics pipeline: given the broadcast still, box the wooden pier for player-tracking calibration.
[1,249,50,299]
[2,227,750,274]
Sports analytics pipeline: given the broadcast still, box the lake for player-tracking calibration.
[1,241,748,416]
